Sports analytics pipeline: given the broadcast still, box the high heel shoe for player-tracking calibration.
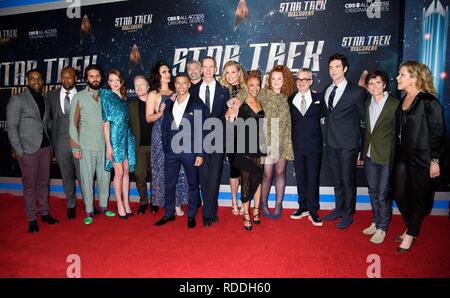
[117,209,128,219]
[261,205,272,219]
[253,208,261,224]
[231,204,239,216]
[243,212,252,231]
[396,237,416,253]
[273,206,282,220]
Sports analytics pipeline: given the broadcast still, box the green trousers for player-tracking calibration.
[79,150,111,213]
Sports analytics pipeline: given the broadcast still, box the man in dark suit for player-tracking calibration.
[190,56,229,227]
[322,53,366,229]
[7,69,59,233]
[155,73,206,228]
[47,66,83,220]
[288,68,324,226]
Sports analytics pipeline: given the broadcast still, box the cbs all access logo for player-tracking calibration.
[28,28,58,39]
[341,35,391,54]
[279,0,327,19]
[344,0,389,18]
[167,13,205,31]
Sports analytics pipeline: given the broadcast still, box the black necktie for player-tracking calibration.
[205,85,211,112]
[328,85,337,113]
[64,91,71,114]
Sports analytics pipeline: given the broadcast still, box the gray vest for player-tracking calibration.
[56,103,70,138]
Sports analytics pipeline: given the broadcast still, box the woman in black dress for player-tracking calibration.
[393,61,445,253]
[226,70,266,231]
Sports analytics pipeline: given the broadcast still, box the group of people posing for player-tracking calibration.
[6,53,444,254]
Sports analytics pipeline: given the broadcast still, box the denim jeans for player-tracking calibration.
[364,157,391,231]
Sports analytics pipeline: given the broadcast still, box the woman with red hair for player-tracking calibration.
[101,69,136,219]
[258,65,295,219]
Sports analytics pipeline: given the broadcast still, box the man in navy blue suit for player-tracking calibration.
[190,56,229,227]
[322,54,366,229]
[288,68,324,226]
[155,73,207,229]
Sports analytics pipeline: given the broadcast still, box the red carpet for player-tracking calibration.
[0,193,449,278]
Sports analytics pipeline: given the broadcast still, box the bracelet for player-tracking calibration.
[431,159,439,165]
[71,147,80,153]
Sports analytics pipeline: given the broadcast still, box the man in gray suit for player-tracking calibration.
[47,66,83,220]
[7,69,59,233]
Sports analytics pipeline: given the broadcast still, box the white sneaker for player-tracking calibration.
[362,223,377,235]
[175,206,184,216]
[370,229,386,244]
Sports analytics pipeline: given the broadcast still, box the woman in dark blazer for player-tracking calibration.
[393,61,445,253]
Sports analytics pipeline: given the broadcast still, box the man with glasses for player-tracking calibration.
[288,68,324,226]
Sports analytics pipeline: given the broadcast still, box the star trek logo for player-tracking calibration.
[114,14,153,32]
[0,28,17,45]
[279,0,327,19]
[341,35,391,53]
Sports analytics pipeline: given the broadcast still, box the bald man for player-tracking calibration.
[47,66,84,220]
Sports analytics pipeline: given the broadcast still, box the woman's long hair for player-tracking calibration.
[107,69,127,99]
[219,60,245,91]
[266,65,295,97]
[148,60,174,93]
[400,60,437,97]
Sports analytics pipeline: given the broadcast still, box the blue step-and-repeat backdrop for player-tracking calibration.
[0,0,449,191]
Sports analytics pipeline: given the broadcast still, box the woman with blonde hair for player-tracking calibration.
[258,65,295,219]
[393,60,444,253]
[220,60,246,216]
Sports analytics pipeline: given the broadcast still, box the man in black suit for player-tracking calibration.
[47,66,83,220]
[155,73,206,228]
[322,54,366,229]
[190,56,229,227]
[288,68,323,226]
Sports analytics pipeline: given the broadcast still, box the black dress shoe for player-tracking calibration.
[187,217,196,228]
[67,208,76,220]
[154,215,175,226]
[203,217,212,227]
[41,215,59,224]
[212,215,219,223]
[28,220,39,233]
[138,204,148,215]
[150,203,159,214]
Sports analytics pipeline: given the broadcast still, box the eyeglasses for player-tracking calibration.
[296,78,312,82]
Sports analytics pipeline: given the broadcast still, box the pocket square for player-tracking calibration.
[188,112,194,116]
[314,101,321,104]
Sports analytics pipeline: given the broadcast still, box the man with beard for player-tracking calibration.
[47,66,84,220]
[7,69,59,233]
[69,64,115,225]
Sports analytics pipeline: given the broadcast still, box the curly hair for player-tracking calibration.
[266,65,295,96]
[399,60,437,96]
[107,69,127,99]
[219,60,245,90]
[148,60,174,93]
[244,70,262,84]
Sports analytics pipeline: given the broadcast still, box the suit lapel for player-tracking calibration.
[331,82,351,112]
[371,96,393,133]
